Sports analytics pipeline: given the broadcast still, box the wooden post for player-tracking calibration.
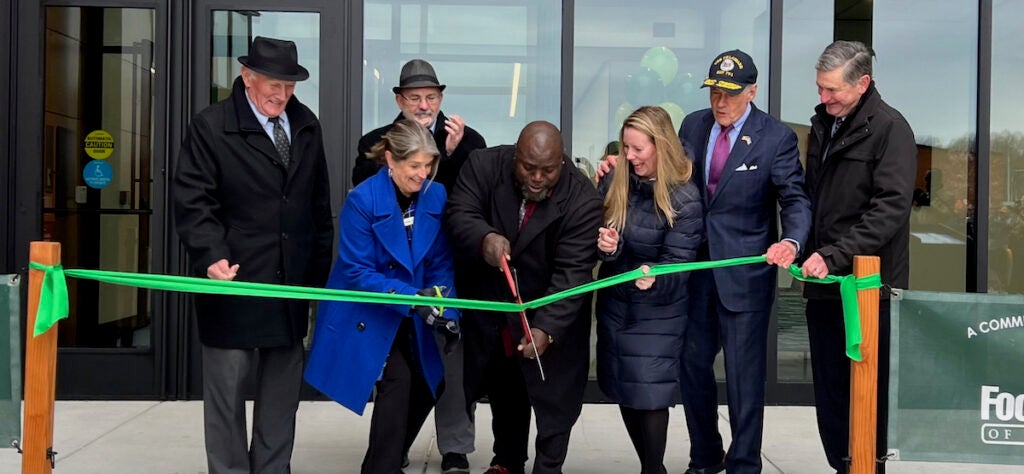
[23,241,61,474]
[849,255,880,474]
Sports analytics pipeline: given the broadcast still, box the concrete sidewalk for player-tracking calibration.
[0,401,1019,473]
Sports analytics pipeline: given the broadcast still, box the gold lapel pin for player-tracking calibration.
[741,135,752,145]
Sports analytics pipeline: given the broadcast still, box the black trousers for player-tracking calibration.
[362,323,437,474]
[806,298,890,474]
[201,342,303,474]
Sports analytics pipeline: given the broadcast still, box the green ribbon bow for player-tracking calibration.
[786,265,882,361]
[29,262,70,337]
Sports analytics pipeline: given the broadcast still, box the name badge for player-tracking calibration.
[403,216,415,227]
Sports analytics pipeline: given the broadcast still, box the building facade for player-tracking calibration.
[1,0,1017,402]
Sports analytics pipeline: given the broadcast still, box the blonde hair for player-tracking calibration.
[367,119,441,180]
[604,105,693,230]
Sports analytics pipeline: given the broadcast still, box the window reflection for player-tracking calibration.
[210,11,320,114]
[875,1,977,293]
[990,0,1024,294]
[363,1,561,146]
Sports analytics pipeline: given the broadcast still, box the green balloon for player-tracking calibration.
[641,46,679,86]
[658,102,686,131]
[614,101,634,128]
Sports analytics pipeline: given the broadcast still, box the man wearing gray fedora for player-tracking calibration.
[174,36,333,474]
[351,58,486,474]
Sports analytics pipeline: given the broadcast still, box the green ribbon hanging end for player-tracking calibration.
[29,261,70,337]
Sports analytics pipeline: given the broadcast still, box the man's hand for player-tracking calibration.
[635,264,655,290]
[481,232,511,268]
[801,252,830,279]
[207,259,239,281]
[444,114,466,155]
[765,240,798,268]
[518,327,551,359]
[597,226,620,253]
[595,154,619,182]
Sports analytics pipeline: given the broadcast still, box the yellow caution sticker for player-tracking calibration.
[84,130,114,159]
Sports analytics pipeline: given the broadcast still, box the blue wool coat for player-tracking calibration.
[304,167,458,415]
[596,170,703,409]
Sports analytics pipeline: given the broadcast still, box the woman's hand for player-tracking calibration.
[597,226,619,253]
[635,264,655,290]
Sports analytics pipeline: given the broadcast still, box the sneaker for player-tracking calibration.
[482,466,511,474]
[440,452,470,474]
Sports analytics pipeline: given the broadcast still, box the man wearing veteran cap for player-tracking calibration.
[174,36,333,474]
[677,49,810,474]
[353,59,487,191]
[352,59,486,474]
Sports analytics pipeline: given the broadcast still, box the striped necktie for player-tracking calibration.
[268,117,291,166]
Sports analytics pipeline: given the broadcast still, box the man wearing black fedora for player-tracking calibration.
[174,36,333,474]
[351,59,486,474]
[352,59,487,191]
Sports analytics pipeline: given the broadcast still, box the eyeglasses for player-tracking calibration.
[401,93,441,104]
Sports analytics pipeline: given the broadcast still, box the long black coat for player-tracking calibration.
[445,146,602,427]
[351,112,487,190]
[803,82,916,300]
[173,76,334,348]
[596,170,703,409]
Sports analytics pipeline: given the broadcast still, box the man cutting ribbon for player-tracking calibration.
[445,121,603,474]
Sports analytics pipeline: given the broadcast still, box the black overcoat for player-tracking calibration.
[445,145,602,427]
[595,170,703,410]
[173,76,334,348]
[803,82,917,300]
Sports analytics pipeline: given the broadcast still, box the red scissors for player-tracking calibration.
[500,258,546,381]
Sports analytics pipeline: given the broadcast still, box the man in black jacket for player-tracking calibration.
[173,37,333,474]
[352,59,487,191]
[801,40,917,474]
[446,121,602,474]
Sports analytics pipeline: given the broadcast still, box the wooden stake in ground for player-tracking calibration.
[849,255,880,474]
[23,241,61,474]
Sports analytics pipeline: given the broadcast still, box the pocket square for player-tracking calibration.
[735,163,758,171]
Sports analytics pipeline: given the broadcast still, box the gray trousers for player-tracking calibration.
[201,342,303,474]
[434,332,476,455]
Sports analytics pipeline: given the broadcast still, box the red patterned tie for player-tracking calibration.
[707,125,733,198]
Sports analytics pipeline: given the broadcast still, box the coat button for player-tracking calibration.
[281,196,288,203]
[387,262,395,270]
[356,322,366,331]
[281,232,289,240]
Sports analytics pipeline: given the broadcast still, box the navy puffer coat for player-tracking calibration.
[596,169,703,409]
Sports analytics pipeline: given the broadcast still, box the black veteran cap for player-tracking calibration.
[701,49,757,94]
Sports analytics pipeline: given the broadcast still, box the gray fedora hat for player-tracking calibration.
[392,59,446,93]
[238,36,310,81]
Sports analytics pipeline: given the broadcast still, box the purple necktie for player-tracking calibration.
[707,125,733,198]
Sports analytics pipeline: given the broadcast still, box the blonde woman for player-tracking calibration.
[595,106,703,474]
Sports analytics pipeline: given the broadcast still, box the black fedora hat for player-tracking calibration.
[392,59,446,94]
[238,36,309,82]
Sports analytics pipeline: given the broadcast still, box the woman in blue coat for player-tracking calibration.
[304,119,459,474]
[596,106,704,474]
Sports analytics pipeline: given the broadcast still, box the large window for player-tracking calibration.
[571,0,771,176]
[875,1,978,293]
[990,0,1024,294]
[363,0,561,147]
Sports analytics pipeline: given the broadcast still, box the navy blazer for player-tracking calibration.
[678,105,811,312]
[304,167,457,415]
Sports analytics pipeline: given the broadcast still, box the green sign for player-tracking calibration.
[1,275,21,448]
[890,290,1024,465]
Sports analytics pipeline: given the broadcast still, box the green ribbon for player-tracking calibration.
[29,256,881,361]
[29,262,70,337]
[786,265,882,361]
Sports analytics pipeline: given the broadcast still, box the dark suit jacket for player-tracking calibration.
[445,145,602,425]
[352,112,487,190]
[678,104,811,312]
[173,76,334,348]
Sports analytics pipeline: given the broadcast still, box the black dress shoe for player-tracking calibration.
[683,462,726,474]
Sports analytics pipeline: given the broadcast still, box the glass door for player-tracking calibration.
[41,5,166,398]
